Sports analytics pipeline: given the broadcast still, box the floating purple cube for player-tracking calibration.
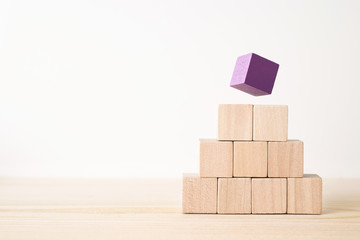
[230,53,279,96]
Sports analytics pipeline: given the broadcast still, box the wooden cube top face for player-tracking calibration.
[218,104,253,141]
[200,139,233,177]
[182,174,217,214]
[233,141,267,177]
[218,178,251,214]
[253,105,288,141]
[268,140,304,177]
[252,178,287,214]
[288,174,322,214]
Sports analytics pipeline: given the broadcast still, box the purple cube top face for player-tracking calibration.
[230,53,279,96]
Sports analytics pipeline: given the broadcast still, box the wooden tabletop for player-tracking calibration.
[0,178,359,240]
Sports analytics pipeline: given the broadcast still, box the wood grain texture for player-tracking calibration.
[182,173,217,213]
[200,139,233,177]
[218,178,251,214]
[268,140,304,177]
[218,104,253,141]
[252,178,287,214]
[288,174,322,214]
[0,178,359,240]
[233,141,267,177]
[253,105,288,141]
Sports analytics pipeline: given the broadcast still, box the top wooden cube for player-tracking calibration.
[253,105,288,141]
[218,104,253,141]
[230,53,279,96]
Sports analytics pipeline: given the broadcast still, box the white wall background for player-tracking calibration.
[0,0,359,178]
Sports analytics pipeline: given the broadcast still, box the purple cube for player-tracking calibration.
[230,53,279,96]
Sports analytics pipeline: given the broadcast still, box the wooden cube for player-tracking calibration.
[200,139,233,177]
[218,178,251,214]
[182,173,217,214]
[253,105,288,141]
[230,53,279,96]
[268,140,304,177]
[233,141,267,177]
[252,178,287,214]
[288,174,322,214]
[218,104,253,140]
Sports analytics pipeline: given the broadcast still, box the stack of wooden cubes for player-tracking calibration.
[183,104,322,214]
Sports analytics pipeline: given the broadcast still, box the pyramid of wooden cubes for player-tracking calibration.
[183,104,322,214]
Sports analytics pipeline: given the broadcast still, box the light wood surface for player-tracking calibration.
[0,178,359,240]
[182,173,217,213]
[218,178,251,214]
[288,174,322,214]
[234,141,267,177]
[252,178,287,214]
[199,139,233,177]
[253,105,288,141]
[218,104,253,140]
[268,140,304,177]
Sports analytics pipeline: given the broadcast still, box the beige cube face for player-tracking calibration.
[233,141,267,177]
[288,174,322,214]
[218,178,251,214]
[252,178,287,214]
[200,139,233,178]
[218,104,253,141]
[268,140,304,177]
[182,174,217,214]
[253,105,288,141]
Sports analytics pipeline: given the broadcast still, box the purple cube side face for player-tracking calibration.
[230,53,279,96]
